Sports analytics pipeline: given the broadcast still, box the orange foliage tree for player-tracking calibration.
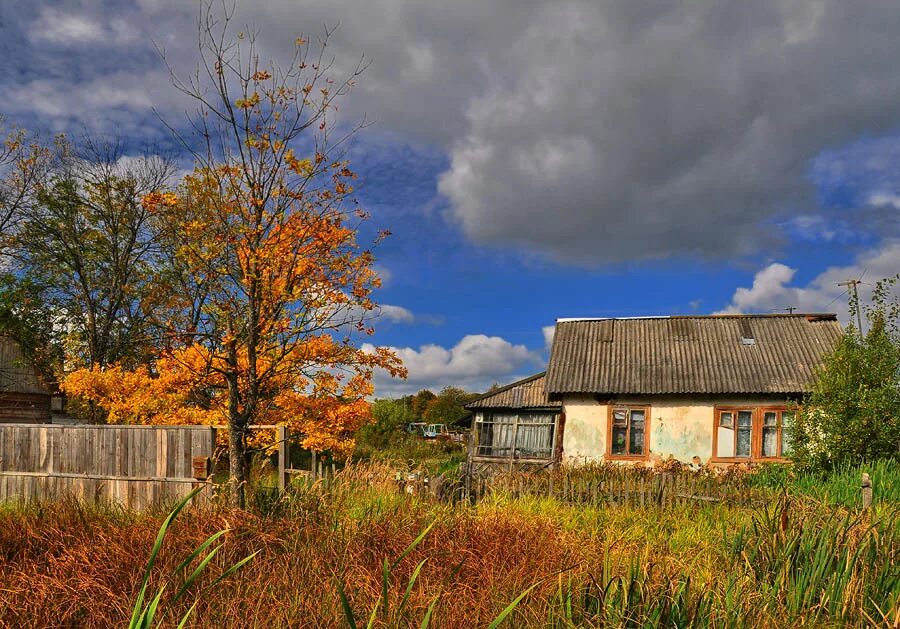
[62,6,405,507]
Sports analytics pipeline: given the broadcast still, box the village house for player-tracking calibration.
[466,314,842,467]
[0,335,52,424]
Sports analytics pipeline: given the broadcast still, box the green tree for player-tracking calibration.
[15,139,173,370]
[792,276,900,470]
[422,386,477,426]
[357,399,414,449]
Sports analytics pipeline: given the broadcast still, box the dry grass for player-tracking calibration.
[0,463,897,628]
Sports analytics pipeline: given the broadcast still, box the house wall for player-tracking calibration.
[560,394,793,464]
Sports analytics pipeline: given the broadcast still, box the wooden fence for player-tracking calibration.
[464,465,760,508]
[0,424,216,510]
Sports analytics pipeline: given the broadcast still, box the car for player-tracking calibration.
[406,422,427,437]
[422,423,448,439]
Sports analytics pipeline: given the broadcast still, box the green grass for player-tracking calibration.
[749,459,900,506]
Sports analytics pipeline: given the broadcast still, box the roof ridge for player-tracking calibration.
[556,313,837,322]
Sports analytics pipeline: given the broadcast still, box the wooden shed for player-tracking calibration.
[0,335,52,423]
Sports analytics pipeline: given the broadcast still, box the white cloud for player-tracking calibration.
[365,333,543,396]
[542,325,555,351]
[868,193,900,209]
[717,240,900,324]
[28,8,106,46]
[377,304,415,324]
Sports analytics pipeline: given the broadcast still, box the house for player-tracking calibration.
[0,335,52,423]
[466,314,842,467]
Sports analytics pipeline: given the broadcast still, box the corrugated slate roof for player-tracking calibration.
[466,372,561,409]
[545,314,842,395]
[0,336,50,395]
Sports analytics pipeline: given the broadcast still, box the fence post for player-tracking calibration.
[276,425,287,492]
[861,472,873,509]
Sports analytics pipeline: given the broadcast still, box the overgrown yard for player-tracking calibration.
[0,462,897,628]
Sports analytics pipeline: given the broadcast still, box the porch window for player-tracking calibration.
[607,406,650,459]
[474,412,558,460]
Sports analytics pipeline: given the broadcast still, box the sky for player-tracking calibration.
[1,0,898,397]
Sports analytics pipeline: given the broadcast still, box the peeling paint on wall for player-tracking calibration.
[560,395,794,464]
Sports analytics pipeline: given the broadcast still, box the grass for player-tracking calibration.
[748,459,900,506]
[0,461,897,627]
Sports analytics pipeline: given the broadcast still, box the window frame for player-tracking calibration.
[711,405,792,463]
[472,410,560,462]
[606,405,651,461]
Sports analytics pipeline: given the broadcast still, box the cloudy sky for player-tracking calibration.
[2,0,898,396]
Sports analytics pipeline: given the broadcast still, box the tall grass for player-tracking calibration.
[749,459,900,506]
[0,462,897,627]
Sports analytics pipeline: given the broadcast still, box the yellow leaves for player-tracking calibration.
[251,70,272,82]
[295,37,306,47]
[284,149,313,176]
[235,92,261,109]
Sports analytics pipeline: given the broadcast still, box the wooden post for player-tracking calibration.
[861,472,873,509]
[276,425,287,492]
[311,449,317,481]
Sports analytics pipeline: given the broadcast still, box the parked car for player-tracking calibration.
[423,423,448,439]
[405,422,427,437]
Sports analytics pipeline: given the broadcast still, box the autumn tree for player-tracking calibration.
[67,5,404,507]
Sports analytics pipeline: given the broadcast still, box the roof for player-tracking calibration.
[545,314,842,395]
[0,336,50,395]
[466,372,561,410]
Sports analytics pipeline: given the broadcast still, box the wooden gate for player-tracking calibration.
[0,424,216,510]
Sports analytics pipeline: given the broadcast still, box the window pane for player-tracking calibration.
[762,426,778,457]
[717,425,735,457]
[611,425,628,455]
[736,425,752,457]
[781,412,794,456]
[763,411,777,426]
[629,410,645,455]
[515,414,555,459]
[719,412,733,428]
[612,409,627,426]
[735,410,752,457]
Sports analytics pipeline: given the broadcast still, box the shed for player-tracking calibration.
[0,335,52,423]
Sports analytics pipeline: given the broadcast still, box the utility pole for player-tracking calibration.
[770,306,797,314]
[838,279,864,333]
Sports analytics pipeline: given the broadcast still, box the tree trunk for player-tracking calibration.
[228,420,247,508]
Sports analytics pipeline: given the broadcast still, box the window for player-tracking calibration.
[607,406,650,459]
[474,412,558,460]
[713,407,793,461]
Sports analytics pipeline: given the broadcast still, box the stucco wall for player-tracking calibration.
[561,395,793,464]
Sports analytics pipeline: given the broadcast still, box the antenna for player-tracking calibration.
[837,279,864,333]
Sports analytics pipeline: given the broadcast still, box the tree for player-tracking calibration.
[356,399,414,450]
[0,122,51,259]
[792,276,900,470]
[408,389,437,420]
[14,138,174,371]
[67,5,405,507]
[422,386,477,426]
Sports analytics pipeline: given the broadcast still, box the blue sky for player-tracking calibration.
[2,1,898,396]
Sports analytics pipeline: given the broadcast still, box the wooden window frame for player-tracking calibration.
[711,406,791,463]
[606,405,651,461]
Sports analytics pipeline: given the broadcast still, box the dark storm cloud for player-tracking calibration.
[4,0,900,263]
